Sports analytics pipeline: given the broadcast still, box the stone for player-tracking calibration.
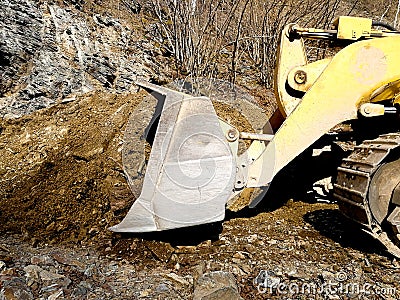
[254,270,281,289]
[39,269,65,282]
[30,256,54,265]
[72,281,92,297]
[244,244,257,253]
[84,264,96,277]
[155,283,170,293]
[28,266,72,290]
[193,271,243,300]
[232,252,246,260]
[192,263,205,281]
[234,262,252,275]
[0,278,34,300]
[320,270,336,282]
[40,284,59,293]
[164,273,190,286]
[0,261,5,271]
[197,240,212,249]
[175,246,197,254]
[0,268,17,276]
[51,252,85,268]
[144,241,174,262]
[47,289,64,300]
[139,289,151,297]
[247,234,258,243]
[23,265,42,285]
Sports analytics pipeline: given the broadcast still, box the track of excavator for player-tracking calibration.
[333,133,400,257]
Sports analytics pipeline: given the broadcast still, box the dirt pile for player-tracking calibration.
[0,90,145,245]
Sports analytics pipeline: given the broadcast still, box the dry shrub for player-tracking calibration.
[142,0,343,87]
[356,0,400,27]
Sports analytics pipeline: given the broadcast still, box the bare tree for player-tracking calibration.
[143,0,343,87]
[395,0,400,28]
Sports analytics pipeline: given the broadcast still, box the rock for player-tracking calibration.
[23,265,42,286]
[0,256,12,264]
[40,284,59,293]
[72,281,92,297]
[174,262,180,271]
[30,256,54,266]
[120,0,141,14]
[164,273,190,286]
[144,241,174,262]
[0,278,34,300]
[175,246,197,254]
[84,264,96,277]
[192,263,205,281]
[0,246,10,253]
[39,269,65,282]
[286,269,311,281]
[232,262,252,275]
[193,271,243,300]
[312,176,333,200]
[200,287,243,300]
[0,0,154,118]
[247,234,258,243]
[197,240,212,249]
[47,289,63,300]
[362,265,373,273]
[0,268,17,277]
[231,265,246,277]
[232,252,246,260]
[244,244,257,254]
[254,270,281,289]
[320,270,336,282]
[0,261,5,271]
[155,283,170,293]
[28,267,71,289]
[139,289,151,297]
[51,252,85,268]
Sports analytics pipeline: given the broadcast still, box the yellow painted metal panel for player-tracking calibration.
[248,36,400,188]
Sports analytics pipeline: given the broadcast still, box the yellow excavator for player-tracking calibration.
[110,16,400,257]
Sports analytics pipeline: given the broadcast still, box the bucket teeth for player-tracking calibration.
[109,83,236,232]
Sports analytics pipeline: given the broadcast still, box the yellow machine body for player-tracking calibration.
[251,30,400,189]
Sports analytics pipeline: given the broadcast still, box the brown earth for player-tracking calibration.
[0,90,146,245]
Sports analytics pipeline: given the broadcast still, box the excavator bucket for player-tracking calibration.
[109,82,237,232]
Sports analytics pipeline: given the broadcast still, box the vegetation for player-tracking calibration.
[140,0,342,87]
[70,0,400,87]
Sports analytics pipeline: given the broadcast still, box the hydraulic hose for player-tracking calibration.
[372,21,397,31]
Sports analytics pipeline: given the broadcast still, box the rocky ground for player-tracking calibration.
[1,199,400,299]
[1,88,400,300]
[1,0,400,299]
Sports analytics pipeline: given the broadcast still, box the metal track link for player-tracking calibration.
[333,133,400,256]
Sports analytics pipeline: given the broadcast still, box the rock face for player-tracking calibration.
[0,0,155,118]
